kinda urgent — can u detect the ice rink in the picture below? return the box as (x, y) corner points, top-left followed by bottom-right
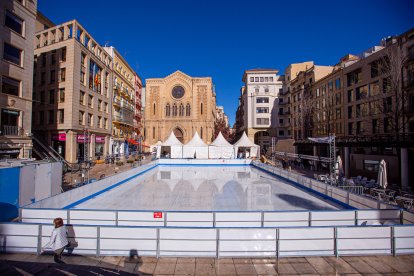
(74, 165), (344, 211)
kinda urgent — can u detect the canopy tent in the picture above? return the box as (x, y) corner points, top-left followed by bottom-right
(233, 132), (260, 158)
(161, 132), (183, 158)
(208, 132), (235, 159)
(151, 141), (163, 159)
(182, 132), (209, 159)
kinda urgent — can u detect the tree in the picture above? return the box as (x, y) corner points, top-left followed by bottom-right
(213, 117), (233, 142)
(377, 44), (411, 140)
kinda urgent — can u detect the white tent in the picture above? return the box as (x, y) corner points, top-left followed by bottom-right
(161, 132), (183, 158)
(233, 132), (260, 158)
(182, 132), (209, 159)
(151, 141), (163, 159)
(208, 132), (235, 159)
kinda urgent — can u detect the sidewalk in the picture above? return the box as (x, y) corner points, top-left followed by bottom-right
(1, 253), (414, 275)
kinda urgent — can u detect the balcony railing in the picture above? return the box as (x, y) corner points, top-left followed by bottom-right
(1, 125), (24, 136)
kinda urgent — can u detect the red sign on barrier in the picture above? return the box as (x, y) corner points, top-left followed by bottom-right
(153, 212), (163, 219)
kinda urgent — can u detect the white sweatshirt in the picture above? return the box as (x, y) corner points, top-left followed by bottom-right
(43, 226), (69, 251)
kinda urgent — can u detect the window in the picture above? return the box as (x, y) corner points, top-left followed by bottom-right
(49, 90), (55, 104)
(260, 77), (264, 82)
(81, 53), (86, 67)
(51, 53), (56, 65)
(172, 103), (177, 116)
(42, 54), (46, 66)
(256, 97), (269, 103)
(371, 61), (379, 78)
(269, 77), (273, 82)
(255, 77), (259, 82)
(347, 90), (353, 102)
(372, 119), (379, 134)
(104, 118), (108, 129)
(58, 109), (64, 124)
(41, 72), (45, 85)
(200, 127), (203, 139)
(60, 68), (66, 81)
(179, 104), (184, 116)
(250, 77), (254, 82)
(88, 94), (93, 107)
(48, 110), (54, 124)
(279, 118), (283, 124)
(56, 89), (64, 103)
(335, 78), (341, 89)
(278, 130), (285, 136)
(80, 91), (85, 105)
(186, 103), (191, 116)
(264, 88), (269, 93)
(265, 77), (269, 82)
(355, 85), (368, 100)
(153, 127), (155, 139)
(79, 111), (84, 125)
(255, 88), (259, 93)
(356, 121), (364, 134)
(383, 97), (392, 113)
(98, 116), (102, 128)
(40, 91), (45, 104)
(98, 99), (102, 111)
(256, 107), (269, 113)
(50, 70), (55, 83)
(88, 113), (93, 126)
(256, 118), (269, 125)
(153, 103), (156, 115)
(383, 77), (391, 93)
(165, 103), (170, 116)
(104, 102), (108, 113)
(5, 10), (23, 35)
(61, 47), (66, 61)
(348, 106), (353, 119)
(348, 122), (354, 135)
(1, 76), (20, 96)
(3, 42), (22, 66)
(336, 108), (341, 119)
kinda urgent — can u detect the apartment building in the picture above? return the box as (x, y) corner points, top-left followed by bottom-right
(134, 74), (143, 140)
(103, 46), (137, 156)
(0, 0), (37, 159)
(216, 106), (229, 128)
(32, 20), (113, 163)
(237, 69), (283, 153)
(293, 28), (414, 189)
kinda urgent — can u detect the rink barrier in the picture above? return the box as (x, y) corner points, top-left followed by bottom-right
(1, 222), (413, 257)
(252, 161), (396, 210)
(20, 208), (407, 228)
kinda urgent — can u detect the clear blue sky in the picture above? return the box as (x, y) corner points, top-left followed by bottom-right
(39, 0), (413, 126)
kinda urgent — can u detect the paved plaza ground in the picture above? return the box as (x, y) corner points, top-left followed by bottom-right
(1, 253), (414, 275)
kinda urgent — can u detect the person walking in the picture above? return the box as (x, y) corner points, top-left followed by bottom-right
(42, 217), (69, 263)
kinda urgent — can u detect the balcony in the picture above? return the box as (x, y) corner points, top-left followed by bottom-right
(113, 97), (121, 106)
(1, 125), (24, 137)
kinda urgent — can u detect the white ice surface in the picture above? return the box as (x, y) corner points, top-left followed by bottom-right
(74, 166), (343, 211)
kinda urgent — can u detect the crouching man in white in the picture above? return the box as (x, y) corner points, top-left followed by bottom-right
(42, 217), (69, 263)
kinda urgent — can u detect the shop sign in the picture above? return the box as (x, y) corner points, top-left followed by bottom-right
(95, 136), (105, 143)
(77, 134), (90, 143)
(52, 133), (66, 141)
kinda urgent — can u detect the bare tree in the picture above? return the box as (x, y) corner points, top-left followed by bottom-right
(300, 85), (315, 138)
(213, 117), (233, 142)
(378, 44), (411, 140)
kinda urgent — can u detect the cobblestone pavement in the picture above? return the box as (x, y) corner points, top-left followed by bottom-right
(1, 253), (414, 275)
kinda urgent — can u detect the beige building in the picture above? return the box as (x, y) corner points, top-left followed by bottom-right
(0, 0), (37, 158)
(144, 70), (216, 145)
(103, 46), (137, 156)
(32, 20), (113, 163)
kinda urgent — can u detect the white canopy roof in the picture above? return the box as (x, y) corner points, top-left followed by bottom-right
(162, 132), (183, 146)
(233, 132), (257, 147)
(210, 132), (232, 147)
(185, 132), (207, 147)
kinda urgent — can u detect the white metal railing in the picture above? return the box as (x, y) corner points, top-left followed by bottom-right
(252, 161), (395, 210)
(1, 222), (413, 257)
(20, 208), (406, 228)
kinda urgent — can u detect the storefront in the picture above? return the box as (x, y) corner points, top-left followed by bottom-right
(95, 136), (105, 159)
(52, 133), (66, 158)
(76, 134), (90, 162)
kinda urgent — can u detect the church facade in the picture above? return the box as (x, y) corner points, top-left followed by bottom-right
(144, 71), (217, 145)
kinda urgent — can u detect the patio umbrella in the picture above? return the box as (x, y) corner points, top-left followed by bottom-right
(377, 159), (388, 190)
(335, 155), (344, 177)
